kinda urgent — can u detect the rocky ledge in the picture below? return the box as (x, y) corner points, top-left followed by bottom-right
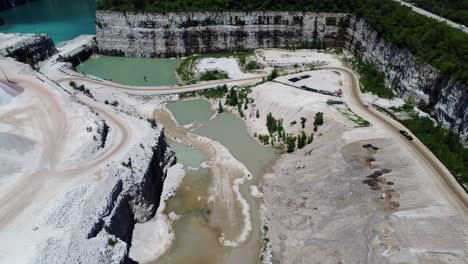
(0, 33), (56, 64)
(33, 124), (176, 264)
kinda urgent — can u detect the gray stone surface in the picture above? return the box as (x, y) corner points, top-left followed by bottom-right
(96, 11), (348, 57)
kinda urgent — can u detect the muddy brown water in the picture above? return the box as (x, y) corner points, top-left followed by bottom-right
(152, 99), (279, 264)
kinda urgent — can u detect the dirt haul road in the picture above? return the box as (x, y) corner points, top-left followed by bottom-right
(56, 75), (267, 94)
(57, 64), (468, 216)
(0, 66), (132, 229)
(323, 66), (468, 218)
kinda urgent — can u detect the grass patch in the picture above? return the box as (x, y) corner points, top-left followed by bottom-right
(350, 59), (395, 99)
(332, 104), (371, 127)
(179, 84), (228, 99)
(199, 70), (229, 81)
(176, 50), (255, 84)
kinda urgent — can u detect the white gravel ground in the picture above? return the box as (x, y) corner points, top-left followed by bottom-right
(255, 49), (342, 67)
(194, 57), (256, 79)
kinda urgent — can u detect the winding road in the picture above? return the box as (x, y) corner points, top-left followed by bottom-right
(56, 73), (267, 94)
(394, 0), (468, 33)
(323, 66), (468, 217)
(57, 64), (468, 217)
(0, 67), (133, 228)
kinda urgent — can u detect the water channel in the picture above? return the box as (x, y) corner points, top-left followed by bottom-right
(153, 99), (278, 264)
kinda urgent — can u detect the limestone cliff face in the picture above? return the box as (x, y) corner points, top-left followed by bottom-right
(0, 33), (56, 64)
(35, 125), (176, 264)
(345, 17), (468, 140)
(96, 11), (348, 57)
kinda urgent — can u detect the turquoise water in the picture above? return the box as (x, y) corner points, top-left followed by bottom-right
(0, 0), (96, 43)
(166, 99), (214, 126)
(76, 56), (182, 86)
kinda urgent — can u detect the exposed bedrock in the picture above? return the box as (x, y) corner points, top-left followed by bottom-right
(346, 17), (468, 141)
(95, 11), (467, 139)
(96, 11), (349, 57)
(0, 33), (56, 64)
(36, 126), (176, 264)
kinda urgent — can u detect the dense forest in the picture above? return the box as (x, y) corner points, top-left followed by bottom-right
(97, 0), (356, 13)
(97, 0), (468, 85)
(355, 0), (468, 85)
(403, 0), (468, 26)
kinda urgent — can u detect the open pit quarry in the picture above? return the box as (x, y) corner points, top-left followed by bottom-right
(0, 6), (467, 264)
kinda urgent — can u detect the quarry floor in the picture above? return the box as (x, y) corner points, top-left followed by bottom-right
(1, 35), (468, 264)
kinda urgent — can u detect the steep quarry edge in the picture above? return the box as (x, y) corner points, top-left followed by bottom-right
(346, 17), (468, 142)
(0, 33), (57, 64)
(94, 11), (468, 141)
(35, 121), (176, 264)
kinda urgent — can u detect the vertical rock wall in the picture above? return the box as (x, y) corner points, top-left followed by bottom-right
(0, 33), (57, 64)
(96, 11), (349, 57)
(346, 17), (468, 140)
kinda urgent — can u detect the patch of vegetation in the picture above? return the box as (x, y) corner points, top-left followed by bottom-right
(313, 112), (324, 132)
(97, 0), (356, 13)
(217, 100), (224, 113)
(176, 51), (255, 84)
(258, 134), (270, 145)
(147, 118), (157, 128)
(264, 112), (314, 152)
(101, 0), (468, 86)
(332, 104), (371, 127)
(199, 70), (229, 81)
(300, 117), (307, 129)
(176, 56), (197, 84)
(356, 0), (468, 85)
(107, 238), (117, 247)
(179, 84), (228, 99)
(266, 68), (279, 81)
(401, 116), (468, 189)
(69, 81), (93, 98)
(350, 60), (395, 99)
(226, 88), (239, 106)
(244, 60), (259, 72)
(402, 0), (468, 26)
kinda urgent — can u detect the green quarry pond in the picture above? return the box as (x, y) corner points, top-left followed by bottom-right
(167, 98), (278, 182)
(0, 0), (96, 43)
(169, 141), (208, 169)
(159, 99), (279, 264)
(76, 56), (182, 86)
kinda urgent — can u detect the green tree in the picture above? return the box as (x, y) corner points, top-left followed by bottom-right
(286, 134), (296, 153)
(218, 100), (224, 113)
(228, 88), (238, 106)
(314, 112), (324, 131)
(267, 68), (279, 81)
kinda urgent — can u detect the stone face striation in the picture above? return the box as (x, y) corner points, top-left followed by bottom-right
(96, 11), (348, 57)
(0, 33), (57, 64)
(96, 11), (467, 140)
(35, 125), (176, 264)
(345, 17), (468, 141)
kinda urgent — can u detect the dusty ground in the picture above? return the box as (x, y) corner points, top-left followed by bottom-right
(250, 67), (468, 263)
(264, 121), (468, 263)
